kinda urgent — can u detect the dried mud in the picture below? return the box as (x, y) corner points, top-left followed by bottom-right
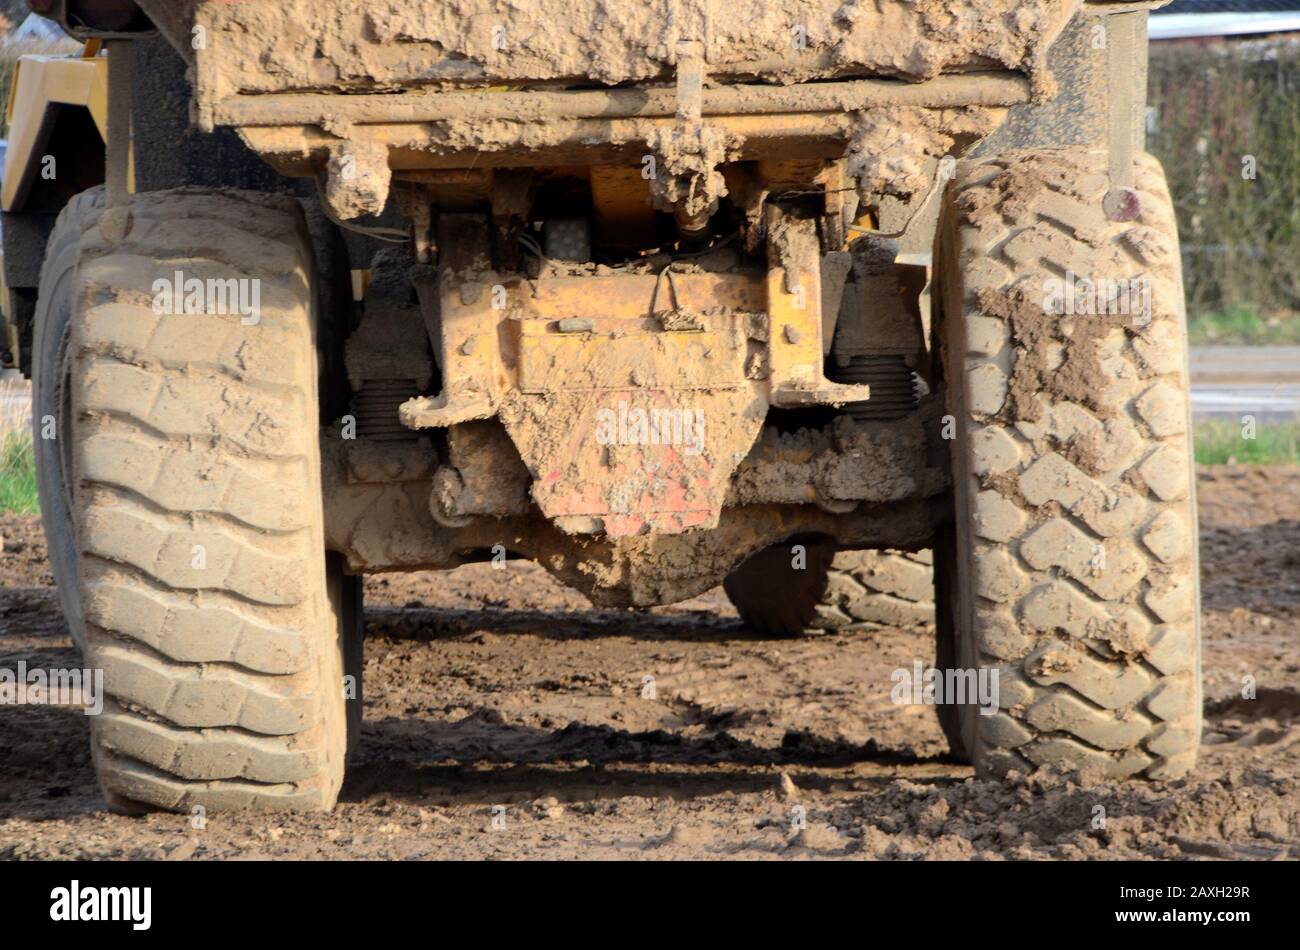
(199, 0), (1081, 94)
(1, 466), (1298, 860)
(848, 106), (1005, 201)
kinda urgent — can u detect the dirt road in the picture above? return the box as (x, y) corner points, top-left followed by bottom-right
(1, 465), (1298, 860)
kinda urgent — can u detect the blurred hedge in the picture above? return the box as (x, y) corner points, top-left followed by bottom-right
(1147, 41), (1300, 323)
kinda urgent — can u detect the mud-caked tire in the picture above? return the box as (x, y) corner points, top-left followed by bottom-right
(723, 541), (836, 636)
(935, 148), (1201, 780)
(68, 188), (352, 812)
(724, 543), (933, 636)
(32, 187), (106, 652)
(818, 549), (934, 629)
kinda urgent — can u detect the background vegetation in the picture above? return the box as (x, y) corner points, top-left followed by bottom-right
(1147, 41), (1300, 344)
(0, 377), (36, 514)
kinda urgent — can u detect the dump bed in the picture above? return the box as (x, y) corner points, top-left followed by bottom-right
(190, 0), (1082, 99)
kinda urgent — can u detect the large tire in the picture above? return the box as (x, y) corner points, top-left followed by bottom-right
(818, 549), (934, 629)
(724, 544), (933, 636)
(723, 541), (836, 636)
(935, 148), (1201, 780)
(69, 188), (352, 811)
(32, 188), (105, 652)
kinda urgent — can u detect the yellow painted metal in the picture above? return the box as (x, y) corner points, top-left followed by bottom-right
(765, 224), (824, 394)
(515, 324), (745, 393)
(2, 52), (113, 212)
(403, 269), (765, 428)
(523, 272), (765, 320)
(511, 273), (764, 394)
(845, 210), (876, 250)
(496, 273), (769, 538)
(397, 229), (870, 538)
(763, 207), (872, 408)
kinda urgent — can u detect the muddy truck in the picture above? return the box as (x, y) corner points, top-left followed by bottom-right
(0, 0), (1200, 812)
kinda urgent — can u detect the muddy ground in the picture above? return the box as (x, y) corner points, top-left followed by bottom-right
(1, 465), (1298, 860)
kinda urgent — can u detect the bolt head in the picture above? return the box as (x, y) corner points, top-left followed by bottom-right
(1103, 187), (1141, 222)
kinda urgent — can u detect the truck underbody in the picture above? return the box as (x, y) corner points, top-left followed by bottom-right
(9, 0), (1141, 605)
(2, 0), (1202, 809)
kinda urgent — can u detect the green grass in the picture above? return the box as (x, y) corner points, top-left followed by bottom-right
(0, 428), (38, 514)
(0, 375), (36, 514)
(1188, 307), (1300, 346)
(1194, 418), (1300, 465)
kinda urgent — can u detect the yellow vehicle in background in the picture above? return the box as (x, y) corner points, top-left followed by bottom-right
(1, 43), (106, 370)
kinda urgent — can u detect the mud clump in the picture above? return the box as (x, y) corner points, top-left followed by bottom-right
(847, 106), (1004, 204)
(324, 141), (392, 219)
(646, 125), (738, 225)
(1000, 289), (1134, 426)
(827, 767), (1300, 859)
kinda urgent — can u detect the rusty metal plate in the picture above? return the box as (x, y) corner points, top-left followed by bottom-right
(509, 272), (763, 394)
(498, 387), (766, 538)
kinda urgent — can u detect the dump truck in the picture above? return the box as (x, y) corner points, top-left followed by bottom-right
(1, 0), (1200, 813)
